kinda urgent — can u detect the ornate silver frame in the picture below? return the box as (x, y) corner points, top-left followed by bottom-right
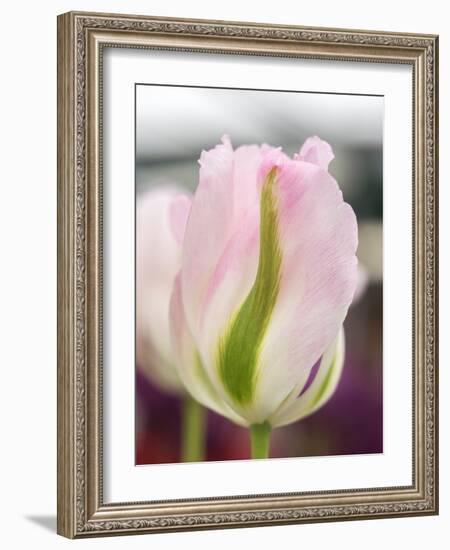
(57, 11), (439, 538)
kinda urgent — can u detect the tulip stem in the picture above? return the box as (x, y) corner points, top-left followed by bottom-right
(181, 396), (206, 462)
(250, 422), (272, 459)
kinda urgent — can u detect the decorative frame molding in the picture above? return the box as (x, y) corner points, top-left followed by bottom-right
(57, 11), (438, 538)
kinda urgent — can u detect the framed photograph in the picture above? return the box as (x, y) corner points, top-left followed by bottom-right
(57, 11), (439, 538)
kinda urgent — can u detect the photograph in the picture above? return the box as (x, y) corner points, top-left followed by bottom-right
(135, 84), (384, 465)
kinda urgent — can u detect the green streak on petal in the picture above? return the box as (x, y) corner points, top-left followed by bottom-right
(307, 334), (344, 412)
(311, 356), (337, 406)
(218, 168), (282, 405)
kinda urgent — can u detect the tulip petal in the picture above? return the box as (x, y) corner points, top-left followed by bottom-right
(269, 328), (345, 427)
(181, 136), (264, 337)
(169, 193), (191, 245)
(252, 159), (357, 421)
(170, 275), (248, 426)
(295, 136), (334, 170)
(136, 188), (191, 393)
(196, 208), (260, 397)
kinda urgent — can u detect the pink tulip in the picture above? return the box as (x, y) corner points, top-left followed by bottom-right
(170, 136), (358, 430)
(136, 187), (192, 394)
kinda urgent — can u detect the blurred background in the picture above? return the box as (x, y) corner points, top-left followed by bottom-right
(135, 84), (383, 464)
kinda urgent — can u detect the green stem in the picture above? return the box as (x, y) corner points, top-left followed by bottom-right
(250, 422), (272, 459)
(181, 395), (206, 462)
